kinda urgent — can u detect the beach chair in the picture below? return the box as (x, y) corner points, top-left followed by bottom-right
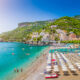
(45, 73), (58, 79)
(46, 65), (51, 69)
(54, 68), (59, 73)
(62, 68), (68, 75)
(70, 68), (76, 73)
(53, 65), (59, 73)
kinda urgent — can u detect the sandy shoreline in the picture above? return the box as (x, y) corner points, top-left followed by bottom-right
(14, 45), (80, 80)
(14, 46), (51, 80)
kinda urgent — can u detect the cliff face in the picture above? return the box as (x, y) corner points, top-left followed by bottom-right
(18, 20), (53, 27)
(18, 22), (34, 27)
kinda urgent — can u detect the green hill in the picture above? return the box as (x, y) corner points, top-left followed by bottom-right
(51, 16), (80, 35)
(0, 21), (51, 42)
(18, 21), (51, 27)
(0, 16), (80, 42)
(73, 15), (80, 20)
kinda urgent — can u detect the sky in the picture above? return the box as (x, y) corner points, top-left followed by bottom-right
(0, 0), (80, 33)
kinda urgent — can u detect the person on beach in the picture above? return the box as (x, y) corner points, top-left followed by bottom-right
(14, 68), (16, 72)
(17, 69), (19, 72)
(21, 68), (23, 72)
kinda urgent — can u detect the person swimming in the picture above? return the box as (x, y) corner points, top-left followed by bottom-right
(12, 53), (15, 55)
(22, 48), (25, 50)
(12, 48), (14, 50)
(26, 53), (30, 55)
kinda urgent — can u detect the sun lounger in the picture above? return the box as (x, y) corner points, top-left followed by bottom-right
(45, 74), (58, 79)
(54, 65), (59, 72)
(54, 69), (59, 73)
(70, 68), (76, 72)
(46, 66), (51, 69)
(77, 66), (80, 70)
(46, 68), (52, 72)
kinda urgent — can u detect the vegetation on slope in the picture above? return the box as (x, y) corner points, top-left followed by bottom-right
(0, 21), (52, 42)
(61, 40), (80, 43)
(73, 15), (80, 20)
(50, 16), (80, 35)
(0, 16), (80, 42)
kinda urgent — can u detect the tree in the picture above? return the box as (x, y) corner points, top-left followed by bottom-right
(26, 36), (31, 41)
(55, 37), (60, 41)
(33, 37), (37, 41)
(37, 36), (43, 41)
(52, 29), (56, 33)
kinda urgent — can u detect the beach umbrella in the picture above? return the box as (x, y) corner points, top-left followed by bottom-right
(52, 59), (56, 61)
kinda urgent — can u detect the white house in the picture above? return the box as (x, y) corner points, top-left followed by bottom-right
(0, 38), (4, 42)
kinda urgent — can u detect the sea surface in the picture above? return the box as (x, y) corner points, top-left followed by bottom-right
(0, 42), (47, 80)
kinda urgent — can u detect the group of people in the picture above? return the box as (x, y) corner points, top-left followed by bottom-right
(14, 68), (23, 72)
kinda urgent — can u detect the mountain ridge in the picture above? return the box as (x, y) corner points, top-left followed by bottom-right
(0, 16), (80, 42)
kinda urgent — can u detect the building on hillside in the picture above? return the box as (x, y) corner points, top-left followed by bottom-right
(0, 38), (4, 42)
(40, 32), (45, 36)
(31, 32), (50, 41)
(56, 29), (68, 41)
(39, 32), (49, 41)
(50, 25), (57, 28)
(69, 33), (77, 40)
(41, 33), (50, 41)
(32, 32), (39, 38)
(76, 35), (80, 38)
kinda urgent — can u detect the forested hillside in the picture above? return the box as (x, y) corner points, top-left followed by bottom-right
(50, 16), (80, 35)
(0, 16), (80, 42)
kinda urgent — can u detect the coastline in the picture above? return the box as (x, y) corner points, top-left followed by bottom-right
(14, 46), (50, 80)
(0, 41), (49, 45)
(0, 42), (49, 80)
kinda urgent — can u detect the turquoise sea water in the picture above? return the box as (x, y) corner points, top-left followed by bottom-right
(0, 42), (47, 80)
